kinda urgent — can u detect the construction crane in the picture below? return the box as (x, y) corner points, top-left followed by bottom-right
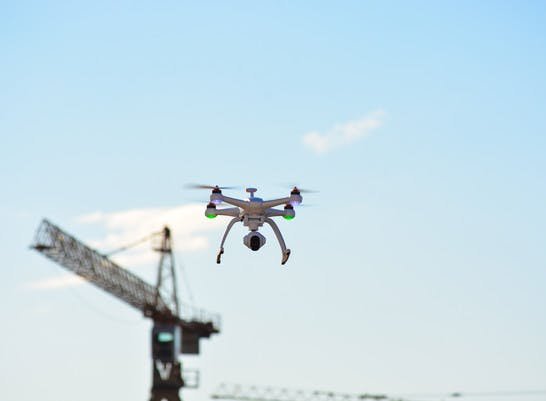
(31, 218), (220, 401)
(211, 383), (410, 401)
(212, 384), (546, 401)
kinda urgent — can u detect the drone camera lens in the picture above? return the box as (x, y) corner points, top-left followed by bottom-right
(250, 235), (261, 251)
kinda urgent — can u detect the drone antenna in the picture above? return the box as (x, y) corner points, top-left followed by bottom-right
(246, 187), (258, 199)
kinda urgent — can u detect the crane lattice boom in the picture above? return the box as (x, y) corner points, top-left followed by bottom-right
(211, 384), (406, 401)
(32, 219), (172, 316)
(31, 219), (220, 330)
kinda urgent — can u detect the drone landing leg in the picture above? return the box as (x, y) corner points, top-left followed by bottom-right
(264, 218), (291, 265)
(217, 217), (241, 264)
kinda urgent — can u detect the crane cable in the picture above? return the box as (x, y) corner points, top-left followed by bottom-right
(103, 231), (161, 256)
(103, 229), (197, 306)
(177, 259), (196, 305)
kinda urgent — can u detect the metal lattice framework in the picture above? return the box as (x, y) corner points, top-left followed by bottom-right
(211, 385), (546, 401)
(33, 219), (171, 316)
(211, 384), (407, 401)
(154, 226), (180, 318)
(31, 218), (221, 401)
(31, 218), (221, 329)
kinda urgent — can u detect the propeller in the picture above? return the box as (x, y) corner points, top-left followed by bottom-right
(292, 187), (319, 194)
(278, 182), (319, 194)
(185, 183), (239, 190)
(285, 184), (319, 194)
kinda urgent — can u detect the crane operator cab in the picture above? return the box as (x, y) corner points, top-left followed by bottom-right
(152, 324), (181, 363)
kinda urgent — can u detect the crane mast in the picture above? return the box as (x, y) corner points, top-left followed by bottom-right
(31, 219), (220, 401)
(154, 226), (180, 317)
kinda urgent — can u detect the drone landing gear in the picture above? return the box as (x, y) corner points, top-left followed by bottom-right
(282, 249), (291, 265)
(215, 217), (291, 266)
(216, 248), (224, 264)
(216, 217), (242, 264)
(265, 218), (291, 265)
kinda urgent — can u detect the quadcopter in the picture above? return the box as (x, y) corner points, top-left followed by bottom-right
(190, 185), (310, 265)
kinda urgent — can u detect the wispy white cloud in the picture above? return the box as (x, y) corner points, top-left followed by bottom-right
(302, 110), (386, 155)
(24, 274), (85, 290)
(76, 204), (224, 267)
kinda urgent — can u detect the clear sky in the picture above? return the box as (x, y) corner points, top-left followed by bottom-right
(1, 1), (546, 401)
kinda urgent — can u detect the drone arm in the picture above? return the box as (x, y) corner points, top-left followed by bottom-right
(214, 207), (241, 218)
(264, 217), (291, 265)
(220, 196), (248, 209)
(265, 208), (290, 218)
(262, 197), (291, 209)
(216, 217), (242, 264)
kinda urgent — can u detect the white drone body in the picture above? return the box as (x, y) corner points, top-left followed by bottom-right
(203, 186), (303, 265)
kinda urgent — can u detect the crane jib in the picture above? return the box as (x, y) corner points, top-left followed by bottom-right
(30, 219), (221, 333)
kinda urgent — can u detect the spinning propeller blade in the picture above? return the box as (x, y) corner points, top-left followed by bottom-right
(185, 183), (239, 190)
(285, 184), (319, 194)
(293, 187), (319, 194)
(279, 182), (319, 194)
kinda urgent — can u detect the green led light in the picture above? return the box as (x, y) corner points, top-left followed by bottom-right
(206, 213), (217, 219)
(158, 332), (174, 343)
(283, 215), (294, 220)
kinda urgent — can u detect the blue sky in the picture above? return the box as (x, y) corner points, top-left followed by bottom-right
(1, 1), (546, 401)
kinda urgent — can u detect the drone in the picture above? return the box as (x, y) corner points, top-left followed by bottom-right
(190, 184), (310, 265)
